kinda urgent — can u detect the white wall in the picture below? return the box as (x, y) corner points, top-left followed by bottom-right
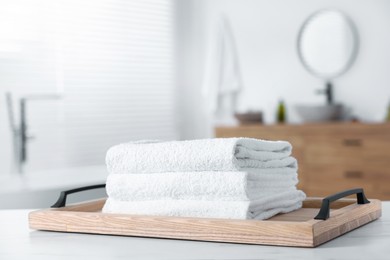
(175, 0), (213, 139)
(0, 0), (178, 175)
(176, 0), (390, 139)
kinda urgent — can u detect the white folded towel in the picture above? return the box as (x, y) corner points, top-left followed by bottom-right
(102, 189), (306, 220)
(106, 138), (294, 174)
(106, 168), (298, 201)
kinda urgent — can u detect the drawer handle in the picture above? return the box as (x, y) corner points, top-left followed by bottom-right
(344, 171), (363, 178)
(51, 184), (106, 208)
(314, 188), (370, 220)
(343, 139), (362, 146)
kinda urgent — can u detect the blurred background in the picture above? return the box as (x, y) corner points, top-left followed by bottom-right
(1, 0), (390, 208)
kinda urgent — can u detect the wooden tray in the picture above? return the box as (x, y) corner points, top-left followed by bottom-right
(29, 188), (381, 247)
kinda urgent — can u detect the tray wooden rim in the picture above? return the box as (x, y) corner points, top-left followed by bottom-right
(29, 197), (382, 247)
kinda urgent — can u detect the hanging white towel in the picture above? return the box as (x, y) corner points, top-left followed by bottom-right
(105, 138), (295, 174)
(106, 169), (298, 201)
(202, 15), (243, 114)
(102, 189), (306, 220)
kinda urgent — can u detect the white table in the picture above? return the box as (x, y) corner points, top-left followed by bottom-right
(0, 203), (389, 260)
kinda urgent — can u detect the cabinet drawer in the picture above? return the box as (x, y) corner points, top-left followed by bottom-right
(216, 124), (390, 199)
(304, 164), (390, 199)
(304, 134), (390, 163)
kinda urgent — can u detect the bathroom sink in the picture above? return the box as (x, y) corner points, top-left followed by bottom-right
(295, 104), (343, 122)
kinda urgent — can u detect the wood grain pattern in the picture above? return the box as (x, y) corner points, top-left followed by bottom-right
(29, 197), (381, 248)
(310, 200), (382, 246)
(215, 123), (390, 199)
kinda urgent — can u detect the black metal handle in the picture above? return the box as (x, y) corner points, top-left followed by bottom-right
(344, 171), (364, 179)
(314, 188), (370, 220)
(51, 184), (106, 208)
(343, 139), (362, 146)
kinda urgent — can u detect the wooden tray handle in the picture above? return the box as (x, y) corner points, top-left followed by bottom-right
(51, 184), (106, 208)
(314, 188), (370, 220)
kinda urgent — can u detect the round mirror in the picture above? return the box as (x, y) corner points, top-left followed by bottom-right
(297, 10), (358, 79)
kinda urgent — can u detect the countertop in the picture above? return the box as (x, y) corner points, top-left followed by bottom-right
(0, 202), (389, 260)
(0, 165), (107, 193)
(0, 165), (108, 209)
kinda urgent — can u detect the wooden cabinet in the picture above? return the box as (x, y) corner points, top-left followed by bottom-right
(215, 123), (390, 200)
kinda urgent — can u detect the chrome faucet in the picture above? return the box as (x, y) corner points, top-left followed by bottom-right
(5, 92), (62, 174)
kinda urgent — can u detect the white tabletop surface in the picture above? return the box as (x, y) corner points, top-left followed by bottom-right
(0, 202), (389, 260)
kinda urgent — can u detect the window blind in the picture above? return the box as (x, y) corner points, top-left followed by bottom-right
(0, 0), (178, 171)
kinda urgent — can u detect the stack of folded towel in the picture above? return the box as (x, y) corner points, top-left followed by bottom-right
(102, 138), (306, 220)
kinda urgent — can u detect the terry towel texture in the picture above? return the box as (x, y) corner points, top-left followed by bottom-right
(103, 190), (306, 220)
(106, 138), (294, 174)
(106, 169), (298, 201)
(103, 137), (306, 220)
